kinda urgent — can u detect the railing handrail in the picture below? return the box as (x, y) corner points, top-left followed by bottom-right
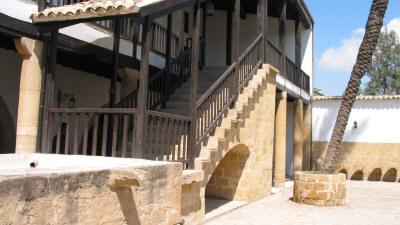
(146, 110), (191, 121)
(239, 34), (263, 62)
(48, 108), (139, 113)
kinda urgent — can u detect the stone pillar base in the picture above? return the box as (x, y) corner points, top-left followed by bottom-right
(293, 171), (346, 207)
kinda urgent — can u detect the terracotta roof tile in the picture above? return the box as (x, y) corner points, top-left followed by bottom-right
(313, 95), (400, 101)
(30, 0), (155, 23)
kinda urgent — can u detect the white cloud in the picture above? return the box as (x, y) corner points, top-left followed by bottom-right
(318, 18), (400, 72)
(385, 18), (400, 37)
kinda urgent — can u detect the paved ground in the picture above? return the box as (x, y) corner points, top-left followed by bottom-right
(204, 181), (400, 225)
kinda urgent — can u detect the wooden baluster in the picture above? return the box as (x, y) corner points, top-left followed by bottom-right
(121, 114), (129, 158)
(64, 113), (70, 154)
(182, 121), (188, 162)
(92, 114), (98, 156)
(166, 118), (173, 161)
(73, 113), (80, 155)
(56, 113), (62, 154)
(46, 111), (54, 153)
(111, 114), (118, 157)
(148, 115), (154, 159)
(82, 113), (89, 155)
(154, 116), (161, 160)
(160, 117), (167, 160)
(172, 119), (178, 161)
(101, 114), (108, 156)
(177, 120), (183, 160)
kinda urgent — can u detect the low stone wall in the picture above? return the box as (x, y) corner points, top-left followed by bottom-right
(181, 170), (204, 225)
(0, 154), (182, 225)
(313, 142), (400, 182)
(293, 171), (346, 207)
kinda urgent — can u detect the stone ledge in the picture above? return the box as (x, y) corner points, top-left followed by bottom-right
(182, 170), (204, 185)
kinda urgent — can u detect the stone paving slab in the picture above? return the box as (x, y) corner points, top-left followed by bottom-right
(204, 181), (400, 225)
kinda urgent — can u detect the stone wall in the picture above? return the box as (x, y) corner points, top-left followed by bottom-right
(313, 142), (400, 182)
(0, 156), (182, 225)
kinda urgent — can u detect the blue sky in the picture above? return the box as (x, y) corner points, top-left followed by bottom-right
(304, 0), (400, 96)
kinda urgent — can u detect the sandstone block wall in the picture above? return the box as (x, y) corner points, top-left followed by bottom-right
(0, 160), (182, 225)
(313, 142), (400, 182)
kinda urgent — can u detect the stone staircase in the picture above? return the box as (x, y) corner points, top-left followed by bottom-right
(192, 64), (274, 185)
(159, 66), (228, 116)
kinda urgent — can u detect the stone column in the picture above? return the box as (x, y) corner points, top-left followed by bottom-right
(14, 38), (44, 153)
(118, 68), (140, 98)
(302, 103), (312, 171)
(293, 99), (304, 172)
(274, 91), (287, 187)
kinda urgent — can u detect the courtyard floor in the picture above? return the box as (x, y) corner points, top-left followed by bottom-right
(203, 181), (400, 225)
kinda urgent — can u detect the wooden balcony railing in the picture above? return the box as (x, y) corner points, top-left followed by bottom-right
(266, 40), (310, 93)
(196, 34), (263, 146)
(42, 108), (191, 163)
(36, 0), (180, 58)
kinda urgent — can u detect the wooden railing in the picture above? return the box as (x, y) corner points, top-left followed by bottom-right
(195, 34), (263, 145)
(43, 108), (138, 157)
(266, 40), (310, 93)
(145, 111), (191, 163)
(37, 0), (180, 57)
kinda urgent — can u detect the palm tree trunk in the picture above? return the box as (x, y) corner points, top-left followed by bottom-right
(322, 0), (389, 173)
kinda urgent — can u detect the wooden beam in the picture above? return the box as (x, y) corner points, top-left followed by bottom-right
(109, 18), (121, 107)
(188, 0), (201, 168)
(295, 18), (301, 68)
(201, 2), (207, 68)
(279, 0), (287, 75)
(226, 1), (233, 65)
(163, 14), (172, 108)
(264, 0), (269, 63)
(257, 0), (265, 62)
(233, 0), (240, 93)
(135, 16), (152, 158)
(42, 30), (58, 153)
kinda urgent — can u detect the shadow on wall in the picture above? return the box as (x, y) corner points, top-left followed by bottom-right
(114, 186), (141, 225)
(205, 144), (250, 201)
(350, 170), (363, 181)
(0, 95), (15, 153)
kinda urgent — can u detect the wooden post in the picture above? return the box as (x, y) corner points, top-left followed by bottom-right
(264, 0), (269, 63)
(42, 30), (58, 153)
(109, 18), (121, 107)
(188, 0), (201, 168)
(233, 0), (240, 94)
(257, 0), (265, 62)
(295, 19), (301, 83)
(201, 2), (207, 68)
(135, 17), (152, 158)
(226, 1), (233, 65)
(131, 20), (139, 60)
(162, 14), (172, 108)
(279, 0), (286, 75)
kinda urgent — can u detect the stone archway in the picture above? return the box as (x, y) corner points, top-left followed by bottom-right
(368, 168), (382, 181)
(382, 168), (397, 182)
(205, 144), (250, 201)
(0, 95), (16, 153)
(350, 170), (363, 181)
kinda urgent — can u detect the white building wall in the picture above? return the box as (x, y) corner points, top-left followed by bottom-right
(313, 99), (400, 143)
(285, 20), (295, 62)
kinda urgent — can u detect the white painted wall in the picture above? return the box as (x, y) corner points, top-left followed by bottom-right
(285, 20), (295, 62)
(300, 24), (313, 93)
(313, 99), (400, 143)
(286, 102), (294, 177)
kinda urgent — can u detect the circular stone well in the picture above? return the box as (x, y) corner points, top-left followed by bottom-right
(293, 171), (346, 207)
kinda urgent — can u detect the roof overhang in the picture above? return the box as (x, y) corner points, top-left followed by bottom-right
(31, 0), (203, 31)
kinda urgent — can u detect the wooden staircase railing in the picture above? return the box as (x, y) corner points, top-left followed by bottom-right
(195, 34), (263, 146)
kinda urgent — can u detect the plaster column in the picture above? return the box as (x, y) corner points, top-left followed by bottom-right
(14, 37), (44, 153)
(302, 103), (312, 171)
(293, 99), (304, 172)
(274, 91), (287, 187)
